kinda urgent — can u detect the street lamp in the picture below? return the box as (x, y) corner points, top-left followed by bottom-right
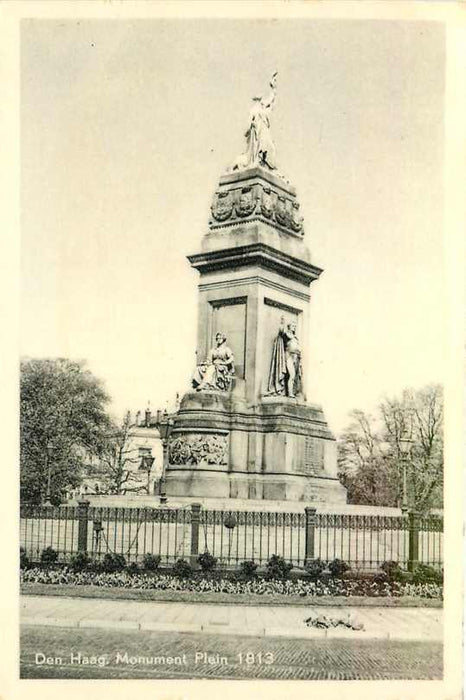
(140, 455), (155, 495)
(44, 442), (56, 506)
(159, 413), (174, 505)
(399, 436), (412, 515)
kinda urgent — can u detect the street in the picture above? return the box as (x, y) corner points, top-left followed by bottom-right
(21, 626), (442, 680)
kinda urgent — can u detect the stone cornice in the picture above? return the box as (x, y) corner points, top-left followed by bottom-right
(198, 275), (311, 303)
(219, 166), (297, 196)
(188, 243), (323, 287)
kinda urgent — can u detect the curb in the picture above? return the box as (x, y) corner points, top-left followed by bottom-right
(20, 615), (442, 642)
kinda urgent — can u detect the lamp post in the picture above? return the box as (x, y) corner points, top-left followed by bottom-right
(44, 442), (56, 506)
(159, 412), (174, 505)
(399, 436), (412, 515)
(141, 455), (155, 495)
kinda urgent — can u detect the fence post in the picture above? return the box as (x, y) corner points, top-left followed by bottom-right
(190, 503), (202, 568)
(77, 500), (90, 553)
(408, 510), (420, 572)
(304, 507), (317, 565)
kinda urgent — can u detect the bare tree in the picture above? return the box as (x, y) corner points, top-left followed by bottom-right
(338, 384), (443, 512)
(380, 384), (443, 512)
(338, 410), (396, 506)
(98, 413), (150, 495)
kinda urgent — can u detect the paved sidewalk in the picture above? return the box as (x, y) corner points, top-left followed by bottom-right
(21, 595), (442, 641)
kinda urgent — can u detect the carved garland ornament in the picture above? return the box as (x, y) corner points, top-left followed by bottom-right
(210, 183), (303, 235)
(169, 433), (228, 466)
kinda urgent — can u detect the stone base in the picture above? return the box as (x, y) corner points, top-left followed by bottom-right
(164, 391), (347, 505)
(165, 469), (347, 504)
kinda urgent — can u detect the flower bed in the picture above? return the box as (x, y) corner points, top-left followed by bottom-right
(20, 566), (442, 599)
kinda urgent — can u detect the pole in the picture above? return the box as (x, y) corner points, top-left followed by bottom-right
(401, 457), (408, 515)
(304, 507), (317, 564)
(190, 503), (201, 567)
(77, 500), (90, 552)
(160, 439), (168, 504)
(44, 451), (52, 506)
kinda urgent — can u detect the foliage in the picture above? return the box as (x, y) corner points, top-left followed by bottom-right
(40, 547), (58, 566)
(20, 358), (112, 504)
(20, 548), (30, 569)
(412, 563), (443, 586)
(305, 612), (364, 630)
(304, 558), (326, 579)
(21, 566), (443, 599)
(197, 550), (217, 572)
(142, 554), (161, 572)
(101, 552), (127, 573)
(338, 384), (443, 512)
(127, 562), (140, 575)
(238, 560), (258, 579)
(172, 558), (193, 578)
(69, 552), (92, 572)
(380, 560), (405, 582)
(265, 554), (293, 580)
(328, 558), (349, 578)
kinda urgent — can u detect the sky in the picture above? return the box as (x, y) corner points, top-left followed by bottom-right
(20, 18), (446, 433)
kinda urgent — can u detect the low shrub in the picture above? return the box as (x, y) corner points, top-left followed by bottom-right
(412, 563), (443, 586)
(101, 552), (126, 573)
(142, 554), (161, 572)
(40, 547), (58, 566)
(328, 558), (349, 578)
(304, 558), (325, 579)
(69, 552), (91, 572)
(20, 565), (443, 599)
(197, 550), (217, 572)
(381, 560), (405, 582)
(127, 562), (139, 575)
(20, 547), (29, 570)
(173, 558), (192, 579)
(239, 560), (258, 580)
(266, 554), (293, 580)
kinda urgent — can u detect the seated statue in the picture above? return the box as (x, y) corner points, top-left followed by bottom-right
(192, 333), (235, 392)
(267, 317), (302, 398)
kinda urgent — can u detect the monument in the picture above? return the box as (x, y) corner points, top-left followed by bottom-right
(165, 73), (347, 504)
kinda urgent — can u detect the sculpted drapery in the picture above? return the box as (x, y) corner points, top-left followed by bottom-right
(192, 333), (235, 392)
(232, 72), (278, 172)
(267, 318), (302, 398)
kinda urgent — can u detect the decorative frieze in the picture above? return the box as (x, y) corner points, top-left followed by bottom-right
(169, 433), (228, 466)
(210, 180), (304, 236)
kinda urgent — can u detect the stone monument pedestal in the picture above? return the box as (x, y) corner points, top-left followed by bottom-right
(166, 389), (346, 505)
(165, 164), (347, 506)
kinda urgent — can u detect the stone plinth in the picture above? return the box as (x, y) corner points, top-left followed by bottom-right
(165, 391), (347, 504)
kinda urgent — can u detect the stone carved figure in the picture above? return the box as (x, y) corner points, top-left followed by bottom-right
(232, 72), (278, 172)
(290, 201), (304, 234)
(192, 332), (235, 392)
(267, 317), (302, 398)
(169, 434), (228, 465)
(211, 190), (234, 221)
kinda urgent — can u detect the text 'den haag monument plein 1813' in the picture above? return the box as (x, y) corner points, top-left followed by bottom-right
(166, 73), (347, 504)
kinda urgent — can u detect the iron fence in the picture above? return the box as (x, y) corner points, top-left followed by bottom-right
(20, 501), (443, 571)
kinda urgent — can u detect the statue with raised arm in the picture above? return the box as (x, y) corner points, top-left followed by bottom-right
(192, 332), (235, 392)
(267, 317), (302, 398)
(232, 72), (278, 172)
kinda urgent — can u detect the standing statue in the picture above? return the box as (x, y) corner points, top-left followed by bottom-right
(267, 317), (302, 398)
(192, 332), (235, 392)
(232, 72), (278, 171)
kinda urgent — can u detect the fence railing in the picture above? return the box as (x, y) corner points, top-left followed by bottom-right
(20, 501), (443, 571)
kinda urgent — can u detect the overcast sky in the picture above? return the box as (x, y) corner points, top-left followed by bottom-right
(21, 18), (445, 432)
